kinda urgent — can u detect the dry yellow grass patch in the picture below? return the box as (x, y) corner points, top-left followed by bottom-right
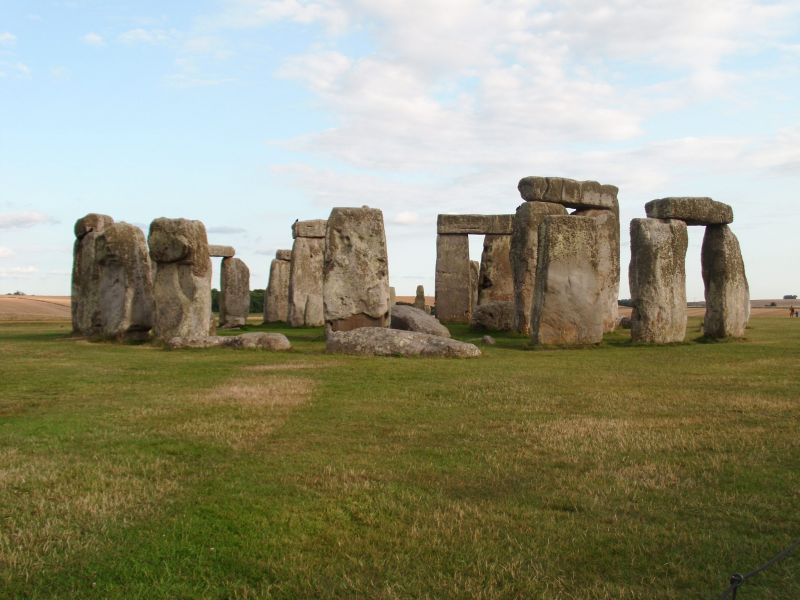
(242, 361), (344, 372)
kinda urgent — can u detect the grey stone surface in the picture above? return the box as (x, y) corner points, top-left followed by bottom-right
(470, 301), (515, 331)
(629, 218), (688, 343)
(478, 235), (513, 305)
(413, 285), (426, 310)
(702, 224), (750, 338)
(264, 251), (291, 323)
(482, 335), (496, 345)
(470, 260), (479, 316)
(287, 236), (325, 327)
(617, 315), (632, 329)
(292, 219), (327, 239)
(389, 286), (396, 306)
(531, 216), (604, 345)
(208, 245), (235, 258)
(323, 207), (390, 332)
(510, 201), (568, 335)
(645, 197), (733, 226)
(326, 327), (481, 358)
(437, 214), (515, 235)
(519, 176), (619, 211)
(391, 304), (451, 338)
(166, 332), (291, 350)
(573, 209), (620, 333)
(72, 213), (114, 336)
(148, 218), (213, 340)
(435, 234), (471, 323)
(219, 257), (250, 329)
(95, 222), (154, 341)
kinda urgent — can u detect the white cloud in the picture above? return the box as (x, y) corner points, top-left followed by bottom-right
(119, 28), (171, 44)
(0, 32), (16, 47)
(0, 247), (15, 258)
(50, 66), (72, 80)
(390, 211), (421, 226)
(0, 266), (39, 278)
(81, 33), (104, 47)
(211, 0), (350, 33)
(0, 211), (58, 230)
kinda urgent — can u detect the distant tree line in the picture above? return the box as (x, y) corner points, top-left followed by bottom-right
(211, 289), (265, 314)
(618, 299), (633, 307)
(784, 295), (797, 300)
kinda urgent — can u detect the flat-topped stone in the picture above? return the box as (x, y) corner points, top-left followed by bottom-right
(644, 197), (733, 225)
(391, 305), (451, 338)
(75, 213), (114, 240)
(292, 219), (327, 239)
(326, 327), (480, 358)
(208, 245), (235, 258)
(275, 249), (292, 261)
(518, 176), (619, 211)
(166, 332), (291, 350)
(437, 214), (515, 235)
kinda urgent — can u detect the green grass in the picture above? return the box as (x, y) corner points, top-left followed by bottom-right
(1, 317), (800, 599)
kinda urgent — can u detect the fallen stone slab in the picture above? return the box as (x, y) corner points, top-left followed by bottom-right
(702, 224), (750, 338)
(518, 176), (619, 211)
(292, 219), (327, 238)
(391, 305), (451, 338)
(208, 245), (235, 258)
(470, 301), (514, 331)
(437, 214), (515, 235)
(644, 197), (733, 226)
(326, 327), (481, 358)
(167, 332), (291, 350)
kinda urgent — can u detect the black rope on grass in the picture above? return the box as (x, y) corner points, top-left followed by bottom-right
(717, 538), (800, 599)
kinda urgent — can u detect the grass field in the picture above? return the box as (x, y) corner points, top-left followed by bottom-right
(1, 318), (799, 599)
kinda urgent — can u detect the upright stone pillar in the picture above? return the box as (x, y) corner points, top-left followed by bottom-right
(478, 235), (514, 305)
(71, 213), (114, 336)
(470, 260), (479, 317)
(148, 218), (213, 340)
(389, 287), (396, 307)
(573, 209), (620, 333)
(219, 257), (250, 329)
(264, 249), (291, 323)
(435, 234), (471, 323)
(413, 285), (426, 310)
(629, 218), (688, 343)
(323, 207), (390, 332)
(287, 220), (326, 327)
(509, 201), (567, 335)
(702, 225), (749, 338)
(95, 222), (154, 341)
(531, 216), (604, 345)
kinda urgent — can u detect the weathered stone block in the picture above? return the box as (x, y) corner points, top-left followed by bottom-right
(276, 249), (292, 261)
(219, 257), (250, 329)
(292, 219), (327, 239)
(518, 176), (619, 211)
(645, 197), (732, 226)
(391, 305), (451, 337)
(323, 207), (390, 332)
(208, 245), (235, 258)
(573, 209), (620, 333)
(531, 216), (604, 345)
(510, 201), (568, 335)
(413, 285), (426, 310)
(326, 328), (480, 358)
(702, 224), (749, 338)
(478, 235), (513, 305)
(437, 214), (515, 235)
(167, 332), (291, 350)
(389, 286), (396, 306)
(264, 251), (291, 323)
(629, 218), (688, 343)
(435, 234), (471, 323)
(287, 236), (325, 327)
(148, 218), (213, 340)
(470, 301), (515, 331)
(71, 213), (114, 336)
(95, 222), (154, 341)
(470, 260), (479, 316)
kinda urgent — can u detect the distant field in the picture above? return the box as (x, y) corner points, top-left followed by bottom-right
(1, 318), (799, 599)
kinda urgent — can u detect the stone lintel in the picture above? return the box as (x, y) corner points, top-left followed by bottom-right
(437, 214), (515, 235)
(645, 197), (733, 226)
(518, 176), (619, 211)
(275, 249), (292, 261)
(292, 219), (328, 239)
(209, 245), (236, 258)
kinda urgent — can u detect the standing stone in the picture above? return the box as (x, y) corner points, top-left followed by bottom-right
(389, 287), (396, 307)
(72, 213), (114, 336)
(323, 207), (390, 332)
(413, 285), (426, 310)
(470, 260), (479, 316)
(702, 225), (750, 338)
(95, 222), (154, 341)
(573, 209), (620, 333)
(435, 234), (471, 323)
(219, 257), (250, 329)
(478, 235), (514, 305)
(510, 201), (568, 335)
(148, 218), (213, 341)
(531, 216), (603, 345)
(629, 218), (688, 343)
(287, 221), (326, 327)
(264, 250), (292, 323)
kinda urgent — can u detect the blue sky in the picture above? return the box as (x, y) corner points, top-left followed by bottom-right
(1, 0), (799, 299)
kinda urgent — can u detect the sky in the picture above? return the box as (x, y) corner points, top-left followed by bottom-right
(1, 0), (799, 300)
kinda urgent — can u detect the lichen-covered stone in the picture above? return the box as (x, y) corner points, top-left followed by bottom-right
(470, 301), (515, 331)
(264, 250), (291, 323)
(702, 224), (749, 338)
(510, 201), (568, 334)
(437, 214), (515, 235)
(71, 213), (114, 335)
(391, 305), (451, 338)
(219, 257), (250, 329)
(287, 236), (325, 327)
(435, 234), (471, 323)
(573, 209), (620, 333)
(292, 219), (327, 239)
(531, 216), (604, 345)
(166, 332), (291, 350)
(478, 235), (513, 305)
(645, 197), (732, 226)
(323, 207), (390, 332)
(95, 222), (154, 341)
(326, 327), (480, 358)
(208, 245), (235, 258)
(518, 176), (619, 211)
(629, 218), (688, 343)
(148, 218), (213, 340)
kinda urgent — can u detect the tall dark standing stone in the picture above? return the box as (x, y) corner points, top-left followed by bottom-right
(478, 235), (514, 305)
(219, 257), (250, 329)
(702, 224), (749, 338)
(72, 213), (114, 336)
(435, 234), (471, 323)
